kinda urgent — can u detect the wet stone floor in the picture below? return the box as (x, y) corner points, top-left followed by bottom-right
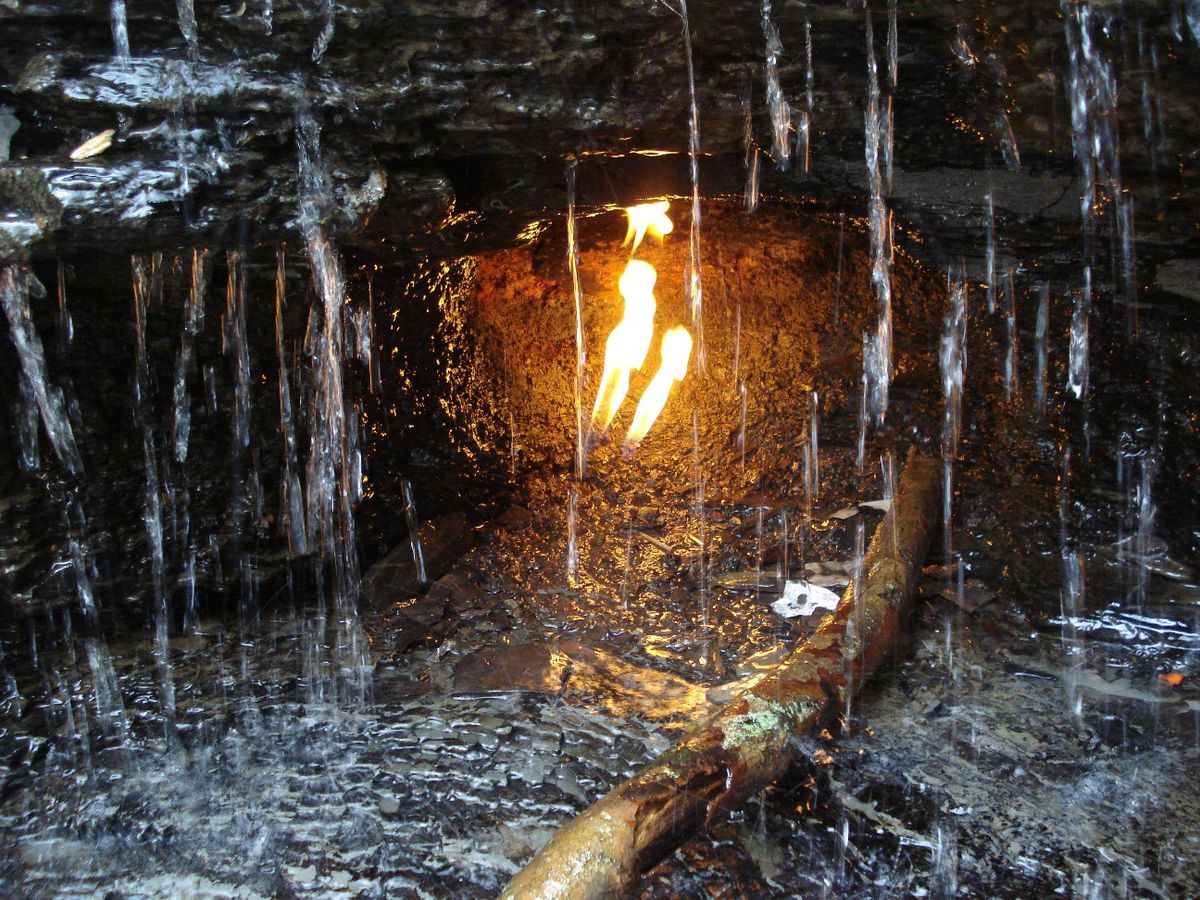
(2, 519), (1198, 899)
(1, 203), (1199, 897)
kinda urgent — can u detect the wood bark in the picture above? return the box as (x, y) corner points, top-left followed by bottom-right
(501, 448), (941, 900)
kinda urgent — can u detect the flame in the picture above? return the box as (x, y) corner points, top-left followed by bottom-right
(623, 201), (674, 254)
(623, 326), (693, 454)
(589, 260), (658, 434)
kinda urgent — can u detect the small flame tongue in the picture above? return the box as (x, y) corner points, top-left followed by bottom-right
(623, 326), (693, 454)
(589, 260), (658, 433)
(623, 201), (674, 254)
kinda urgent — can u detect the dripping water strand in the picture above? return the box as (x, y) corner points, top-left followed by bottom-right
(940, 268), (967, 563)
(1035, 282), (1050, 416)
(567, 161), (587, 479)
(111, 0), (130, 61)
(176, 0), (199, 60)
(760, 0), (791, 170)
(172, 248), (209, 464)
(56, 260), (73, 352)
(132, 256), (177, 740)
(1003, 264), (1020, 403)
(275, 245), (307, 556)
(2, 266), (82, 474)
(401, 479), (428, 585)
(296, 107), (369, 704)
(678, 0), (706, 373)
(863, 10), (893, 427)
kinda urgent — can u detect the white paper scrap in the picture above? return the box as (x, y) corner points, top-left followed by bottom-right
(770, 580), (842, 618)
(859, 498), (892, 512)
(829, 507), (858, 520)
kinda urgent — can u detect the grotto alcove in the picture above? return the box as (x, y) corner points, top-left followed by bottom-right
(2, 1), (1200, 897)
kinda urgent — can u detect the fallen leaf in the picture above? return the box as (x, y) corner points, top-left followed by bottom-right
(807, 573), (849, 588)
(804, 559), (853, 575)
(69, 128), (115, 161)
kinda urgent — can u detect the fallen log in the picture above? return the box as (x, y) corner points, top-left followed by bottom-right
(501, 447), (941, 899)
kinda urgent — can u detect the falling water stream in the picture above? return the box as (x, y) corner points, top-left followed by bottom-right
(1, 3), (1199, 897)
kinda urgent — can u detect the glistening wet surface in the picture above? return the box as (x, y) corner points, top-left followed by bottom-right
(0, 202), (1198, 897)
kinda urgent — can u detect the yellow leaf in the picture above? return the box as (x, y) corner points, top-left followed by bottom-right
(69, 128), (115, 161)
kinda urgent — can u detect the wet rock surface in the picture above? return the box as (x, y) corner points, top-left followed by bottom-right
(0, 200), (1198, 895)
(1, 0), (1199, 298)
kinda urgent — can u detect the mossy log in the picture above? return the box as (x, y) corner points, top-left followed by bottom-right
(501, 448), (941, 900)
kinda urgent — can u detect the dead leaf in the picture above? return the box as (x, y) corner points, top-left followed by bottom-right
(69, 129), (115, 161)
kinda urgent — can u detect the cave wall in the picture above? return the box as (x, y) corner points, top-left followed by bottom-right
(1, 0), (1197, 282)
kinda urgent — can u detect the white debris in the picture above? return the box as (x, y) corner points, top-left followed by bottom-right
(770, 580), (841, 618)
(69, 128), (115, 160)
(859, 498), (892, 512)
(829, 507), (858, 520)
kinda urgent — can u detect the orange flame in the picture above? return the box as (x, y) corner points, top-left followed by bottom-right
(589, 260), (658, 434)
(623, 326), (693, 454)
(623, 201), (674, 254)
